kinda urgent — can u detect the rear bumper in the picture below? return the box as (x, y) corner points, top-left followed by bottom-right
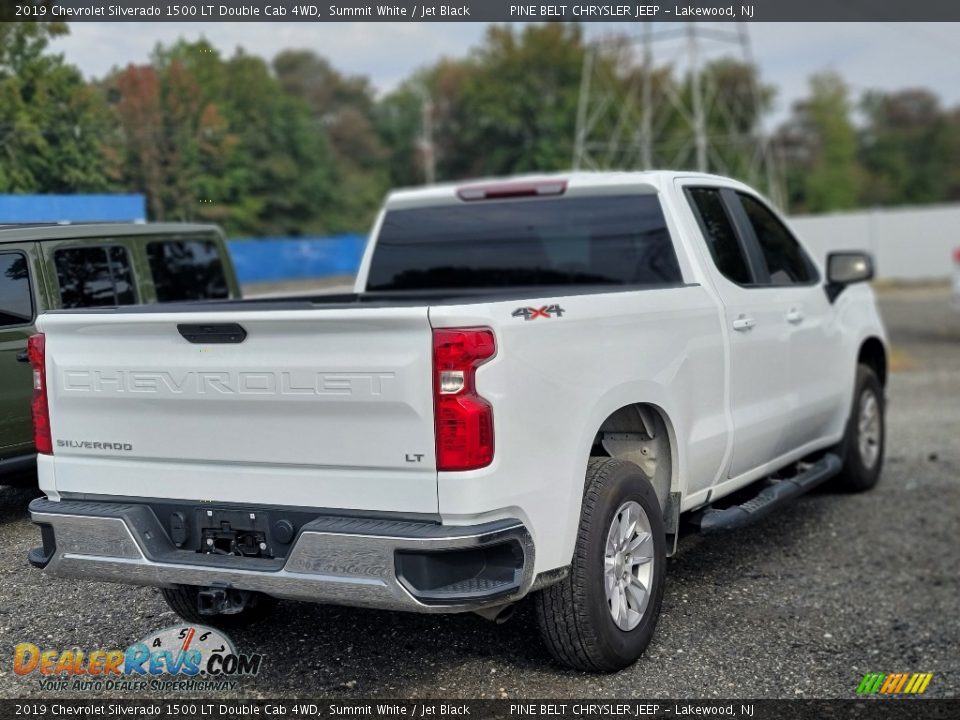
(28, 497), (535, 613)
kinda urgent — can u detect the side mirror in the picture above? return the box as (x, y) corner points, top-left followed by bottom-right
(825, 252), (874, 302)
(827, 252), (874, 284)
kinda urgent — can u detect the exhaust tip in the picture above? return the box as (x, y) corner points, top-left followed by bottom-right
(473, 603), (516, 624)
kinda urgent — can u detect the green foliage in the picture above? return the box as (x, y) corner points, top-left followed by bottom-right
(273, 50), (389, 232)
(2, 21), (960, 231)
(859, 89), (958, 206)
(106, 42), (338, 236)
(802, 73), (861, 211)
(776, 72), (861, 213)
(375, 24), (598, 185)
(455, 24), (586, 176)
(374, 82), (425, 189)
(0, 22), (112, 193)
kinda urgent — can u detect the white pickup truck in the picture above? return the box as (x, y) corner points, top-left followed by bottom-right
(28, 172), (887, 672)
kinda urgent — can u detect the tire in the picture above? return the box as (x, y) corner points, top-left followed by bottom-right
(534, 457), (666, 672)
(161, 585), (278, 629)
(833, 364), (885, 492)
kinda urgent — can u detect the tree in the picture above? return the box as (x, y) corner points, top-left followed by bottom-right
(859, 89), (956, 206)
(374, 25), (588, 185)
(106, 46), (234, 224)
(105, 41), (339, 235)
(455, 24), (586, 177)
(0, 22), (112, 193)
(775, 72), (861, 213)
(273, 50), (388, 231)
(109, 65), (165, 217)
(375, 82), (426, 188)
(220, 50), (337, 235)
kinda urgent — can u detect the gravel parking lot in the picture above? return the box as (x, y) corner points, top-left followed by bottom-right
(1, 286), (957, 700)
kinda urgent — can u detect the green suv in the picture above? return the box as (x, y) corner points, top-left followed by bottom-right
(0, 223), (240, 475)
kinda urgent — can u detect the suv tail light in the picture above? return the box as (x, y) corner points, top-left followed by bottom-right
(432, 328), (496, 471)
(27, 334), (52, 455)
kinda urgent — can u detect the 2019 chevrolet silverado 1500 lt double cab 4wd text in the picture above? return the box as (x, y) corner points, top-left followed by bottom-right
(27, 172), (887, 672)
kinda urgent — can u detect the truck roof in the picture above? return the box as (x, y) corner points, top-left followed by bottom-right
(0, 222), (222, 244)
(385, 170), (747, 209)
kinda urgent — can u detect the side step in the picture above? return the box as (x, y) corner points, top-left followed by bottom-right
(695, 453), (842, 535)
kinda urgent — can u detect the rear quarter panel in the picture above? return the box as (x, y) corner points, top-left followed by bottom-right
(431, 285), (727, 574)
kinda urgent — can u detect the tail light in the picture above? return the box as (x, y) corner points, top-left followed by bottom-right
(953, 247), (960, 264)
(432, 328), (496, 471)
(27, 334), (52, 455)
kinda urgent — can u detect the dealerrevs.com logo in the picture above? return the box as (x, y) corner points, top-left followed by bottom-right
(856, 672), (933, 695)
(14, 625), (263, 692)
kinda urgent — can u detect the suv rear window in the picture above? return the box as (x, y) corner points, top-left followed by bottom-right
(55, 246), (136, 309)
(366, 194), (682, 291)
(146, 239), (229, 302)
(0, 252), (33, 327)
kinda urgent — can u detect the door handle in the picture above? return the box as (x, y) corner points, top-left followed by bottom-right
(786, 308), (804, 325)
(16, 351), (29, 363)
(732, 315), (756, 332)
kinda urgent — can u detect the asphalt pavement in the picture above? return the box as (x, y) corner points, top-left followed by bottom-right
(1, 285), (957, 700)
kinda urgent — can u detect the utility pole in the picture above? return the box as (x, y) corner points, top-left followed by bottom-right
(687, 24), (708, 173)
(419, 91), (436, 185)
(640, 23), (653, 169)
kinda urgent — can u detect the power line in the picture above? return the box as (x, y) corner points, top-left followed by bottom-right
(574, 22), (783, 206)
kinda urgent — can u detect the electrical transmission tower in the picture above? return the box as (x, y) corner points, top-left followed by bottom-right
(573, 23), (782, 206)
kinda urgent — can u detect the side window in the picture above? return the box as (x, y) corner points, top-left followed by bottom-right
(685, 187), (752, 285)
(146, 239), (229, 302)
(0, 252), (33, 327)
(737, 193), (817, 286)
(54, 246), (136, 309)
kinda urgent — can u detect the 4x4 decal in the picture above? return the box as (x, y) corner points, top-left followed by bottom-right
(512, 304), (565, 321)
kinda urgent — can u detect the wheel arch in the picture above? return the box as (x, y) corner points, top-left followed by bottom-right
(588, 401), (682, 551)
(858, 336), (888, 388)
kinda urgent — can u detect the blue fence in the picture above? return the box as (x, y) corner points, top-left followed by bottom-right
(0, 194), (146, 223)
(0, 195), (367, 285)
(227, 235), (368, 284)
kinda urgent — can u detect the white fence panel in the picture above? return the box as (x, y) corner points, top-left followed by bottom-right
(788, 203), (960, 280)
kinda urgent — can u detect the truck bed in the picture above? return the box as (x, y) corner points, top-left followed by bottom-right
(44, 282), (691, 314)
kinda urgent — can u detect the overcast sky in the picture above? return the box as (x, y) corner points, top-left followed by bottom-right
(52, 22), (960, 125)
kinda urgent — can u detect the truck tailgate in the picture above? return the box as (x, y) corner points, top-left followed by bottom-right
(38, 308), (438, 513)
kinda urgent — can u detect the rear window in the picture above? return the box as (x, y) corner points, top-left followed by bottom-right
(55, 246), (136, 309)
(366, 194), (682, 291)
(686, 187), (752, 285)
(0, 252), (33, 327)
(147, 239), (229, 302)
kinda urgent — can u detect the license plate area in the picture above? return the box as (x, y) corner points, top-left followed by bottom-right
(197, 508), (272, 558)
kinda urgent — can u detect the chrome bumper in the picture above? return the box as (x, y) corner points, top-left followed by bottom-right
(29, 498), (535, 613)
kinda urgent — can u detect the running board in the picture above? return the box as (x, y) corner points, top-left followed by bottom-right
(695, 453), (842, 535)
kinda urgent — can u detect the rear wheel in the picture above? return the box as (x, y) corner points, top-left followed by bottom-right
(161, 585), (277, 629)
(833, 364), (885, 492)
(534, 457), (666, 672)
